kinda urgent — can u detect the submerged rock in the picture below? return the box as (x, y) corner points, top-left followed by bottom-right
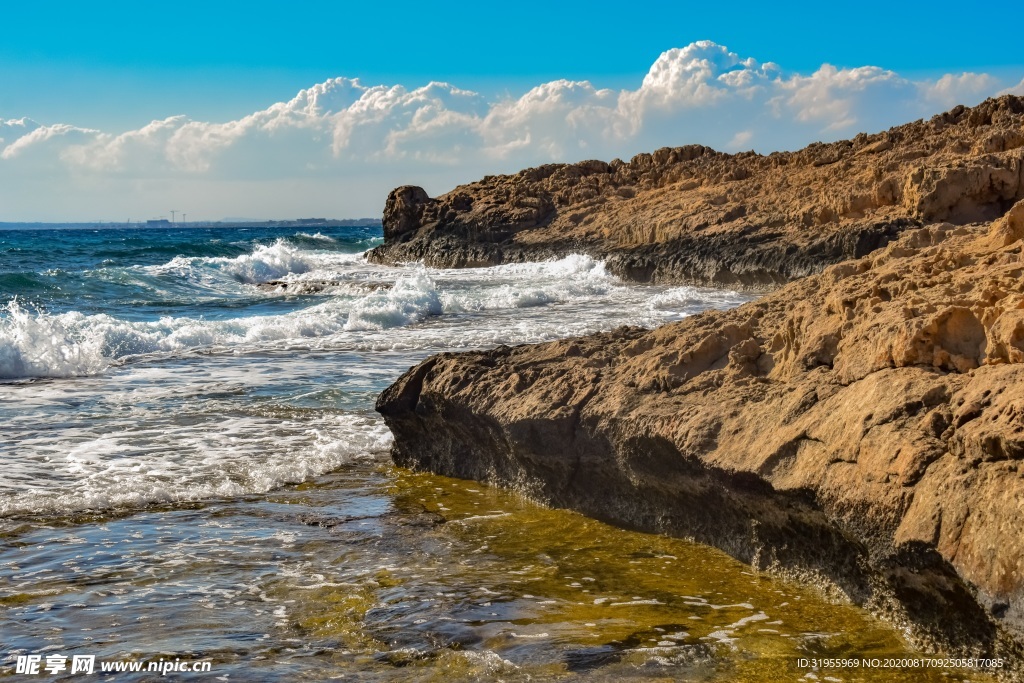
(369, 96), (1024, 289)
(377, 202), (1024, 670)
(256, 279), (392, 294)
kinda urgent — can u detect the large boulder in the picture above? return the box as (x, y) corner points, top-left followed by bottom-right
(382, 185), (433, 242)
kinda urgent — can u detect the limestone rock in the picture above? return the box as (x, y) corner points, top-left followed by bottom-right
(369, 96), (1024, 289)
(382, 185), (434, 242)
(378, 202), (1024, 667)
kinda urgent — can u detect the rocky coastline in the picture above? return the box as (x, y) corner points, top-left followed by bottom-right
(374, 97), (1024, 674)
(369, 97), (1024, 289)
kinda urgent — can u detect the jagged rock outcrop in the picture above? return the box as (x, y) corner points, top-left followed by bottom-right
(368, 96), (1024, 289)
(377, 202), (1024, 670)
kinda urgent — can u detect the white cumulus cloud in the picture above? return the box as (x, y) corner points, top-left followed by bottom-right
(1000, 77), (1024, 96)
(0, 42), (1018, 221)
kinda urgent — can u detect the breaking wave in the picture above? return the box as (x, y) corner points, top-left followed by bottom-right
(1, 241), (749, 381)
(0, 412), (394, 517)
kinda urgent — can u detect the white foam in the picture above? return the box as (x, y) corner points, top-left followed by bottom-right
(220, 240), (321, 283)
(292, 231), (338, 243)
(344, 270), (443, 331)
(440, 254), (619, 313)
(648, 285), (750, 315)
(0, 409), (393, 517)
(483, 253), (609, 278)
(0, 300), (110, 379)
(729, 611), (769, 628)
(454, 650), (519, 674)
(146, 239), (327, 285)
(137, 238), (383, 295)
(454, 513), (511, 524)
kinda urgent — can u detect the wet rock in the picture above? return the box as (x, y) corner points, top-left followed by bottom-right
(562, 645), (623, 672)
(296, 512), (377, 528)
(373, 648), (435, 667)
(256, 279), (392, 294)
(257, 280), (340, 294)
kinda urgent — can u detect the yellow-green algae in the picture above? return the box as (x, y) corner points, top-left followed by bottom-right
(0, 462), (1002, 681)
(269, 466), (998, 682)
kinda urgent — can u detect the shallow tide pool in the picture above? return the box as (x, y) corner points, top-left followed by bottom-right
(1, 462), (996, 682)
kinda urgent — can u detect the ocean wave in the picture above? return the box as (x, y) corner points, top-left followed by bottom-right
(0, 271), (55, 294)
(344, 270), (443, 331)
(439, 254), (620, 313)
(647, 285), (753, 314)
(217, 240), (324, 283)
(482, 253), (611, 278)
(0, 413), (393, 518)
(5, 237), (375, 310)
(0, 269), (447, 379)
(290, 231), (338, 245)
(92, 240), (247, 261)
(0, 300), (350, 380)
(141, 238), (376, 289)
(0, 300), (111, 379)
(0, 253), (740, 381)
(147, 239), (321, 284)
(286, 232), (383, 252)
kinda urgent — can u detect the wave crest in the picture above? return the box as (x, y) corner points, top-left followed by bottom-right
(0, 301), (110, 379)
(344, 270), (443, 331)
(148, 239), (321, 285)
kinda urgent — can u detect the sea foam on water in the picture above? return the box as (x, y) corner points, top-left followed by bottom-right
(1, 242), (732, 381)
(0, 300), (110, 379)
(0, 228), (749, 516)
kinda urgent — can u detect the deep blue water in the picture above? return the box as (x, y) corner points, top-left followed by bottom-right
(0, 225), (382, 321)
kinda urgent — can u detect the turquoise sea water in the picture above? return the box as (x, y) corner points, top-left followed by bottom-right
(0, 227), (992, 681)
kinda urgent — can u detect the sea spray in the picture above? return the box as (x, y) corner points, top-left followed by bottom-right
(0, 300), (110, 379)
(344, 269), (443, 331)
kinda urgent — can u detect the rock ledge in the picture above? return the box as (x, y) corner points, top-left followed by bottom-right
(378, 203), (1024, 673)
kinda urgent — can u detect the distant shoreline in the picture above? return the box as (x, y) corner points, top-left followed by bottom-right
(0, 219), (382, 231)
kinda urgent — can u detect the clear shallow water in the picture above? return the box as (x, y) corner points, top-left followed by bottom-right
(0, 227), (993, 681)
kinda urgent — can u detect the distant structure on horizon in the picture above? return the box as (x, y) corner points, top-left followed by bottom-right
(146, 219), (172, 228)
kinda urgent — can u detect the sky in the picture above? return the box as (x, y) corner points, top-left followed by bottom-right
(1, 1), (1023, 222)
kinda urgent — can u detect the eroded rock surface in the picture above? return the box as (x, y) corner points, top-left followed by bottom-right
(369, 96), (1024, 289)
(378, 204), (1024, 668)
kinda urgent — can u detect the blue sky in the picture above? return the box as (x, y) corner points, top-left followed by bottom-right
(5, 1), (1023, 125)
(1, 1), (1023, 221)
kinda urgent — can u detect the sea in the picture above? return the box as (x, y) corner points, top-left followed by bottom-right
(0, 226), (992, 681)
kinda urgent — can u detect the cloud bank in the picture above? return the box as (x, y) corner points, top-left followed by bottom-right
(0, 41), (1014, 221)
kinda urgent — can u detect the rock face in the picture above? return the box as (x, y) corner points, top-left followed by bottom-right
(377, 203), (1024, 667)
(368, 96), (1024, 289)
